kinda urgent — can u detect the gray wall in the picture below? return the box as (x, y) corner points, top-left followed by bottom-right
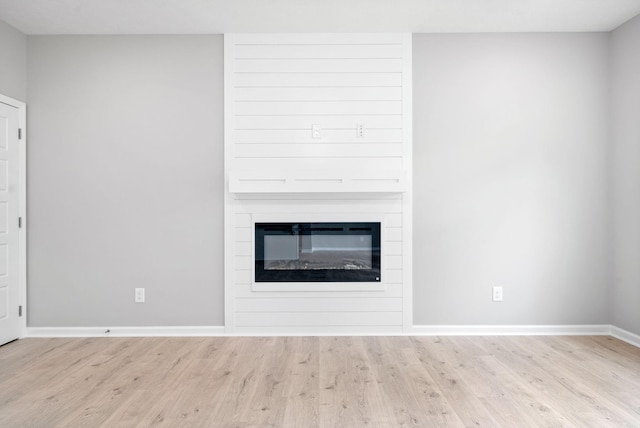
(22, 31), (628, 330)
(610, 15), (640, 336)
(0, 20), (27, 101)
(413, 33), (610, 325)
(27, 36), (224, 327)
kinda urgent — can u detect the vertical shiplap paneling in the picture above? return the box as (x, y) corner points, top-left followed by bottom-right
(225, 34), (412, 334)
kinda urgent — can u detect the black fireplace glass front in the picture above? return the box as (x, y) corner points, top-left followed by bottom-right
(255, 222), (381, 282)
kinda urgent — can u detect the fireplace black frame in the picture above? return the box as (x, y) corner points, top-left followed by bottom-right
(255, 222), (381, 283)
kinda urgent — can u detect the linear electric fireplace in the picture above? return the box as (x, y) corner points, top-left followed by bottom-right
(255, 222), (381, 283)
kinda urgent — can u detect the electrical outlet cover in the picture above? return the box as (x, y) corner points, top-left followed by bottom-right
(492, 286), (503, 302)
(135, 288), (145, 303)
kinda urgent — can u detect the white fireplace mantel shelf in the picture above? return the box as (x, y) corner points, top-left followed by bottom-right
(229, 170), (409, 194)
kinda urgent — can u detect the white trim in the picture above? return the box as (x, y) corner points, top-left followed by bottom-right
(251, 212), (386, 224)
(223, 34), (236, 334)
(27, 326), (227, 338)
(0, 94), (24, 107)
(250, 213), (386, 292)
(24, 324), (623, 338)
(251, 283), (385, 292)
(229, 170), (409, 194)
(232, 326), (403, 336)
(400, 33), (413, 333)
(409, 324), (611, 336)
(0, 93), (27, 340)
(610, 325), (640, 348)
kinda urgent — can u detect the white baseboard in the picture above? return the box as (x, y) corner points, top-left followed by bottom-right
(25, 324), (638, 348)
(26, 326), (226, 338)
(409, 324), (611, 336)
(610, 325), (640, 348)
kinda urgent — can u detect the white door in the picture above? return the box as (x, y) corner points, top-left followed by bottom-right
(0, 101), (20, 346)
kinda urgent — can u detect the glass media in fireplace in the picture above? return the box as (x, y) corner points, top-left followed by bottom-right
(255, 222), (381, 282)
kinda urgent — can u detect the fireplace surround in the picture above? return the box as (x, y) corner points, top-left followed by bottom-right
(224, 33), (412, 333)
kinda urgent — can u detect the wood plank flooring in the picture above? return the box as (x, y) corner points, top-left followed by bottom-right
(1, 335), (639, 427)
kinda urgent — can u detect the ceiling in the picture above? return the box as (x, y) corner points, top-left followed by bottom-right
(1, 0), (640, 35)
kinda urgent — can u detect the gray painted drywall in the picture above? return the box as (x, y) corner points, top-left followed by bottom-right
(610, 15), (640, 336)
(27, 36), (224, 327)
(413, 33), (610, 325)
(0, 20), (27, 101)
(23, 32), (620, 330)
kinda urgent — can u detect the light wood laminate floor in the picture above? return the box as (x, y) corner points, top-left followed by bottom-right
(1, 335), (639, 427)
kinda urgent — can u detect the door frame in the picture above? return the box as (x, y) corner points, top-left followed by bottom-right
(0, 93), (27, 339)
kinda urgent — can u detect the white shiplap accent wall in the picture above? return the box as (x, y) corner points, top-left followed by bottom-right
(224, 34), (412, 334)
